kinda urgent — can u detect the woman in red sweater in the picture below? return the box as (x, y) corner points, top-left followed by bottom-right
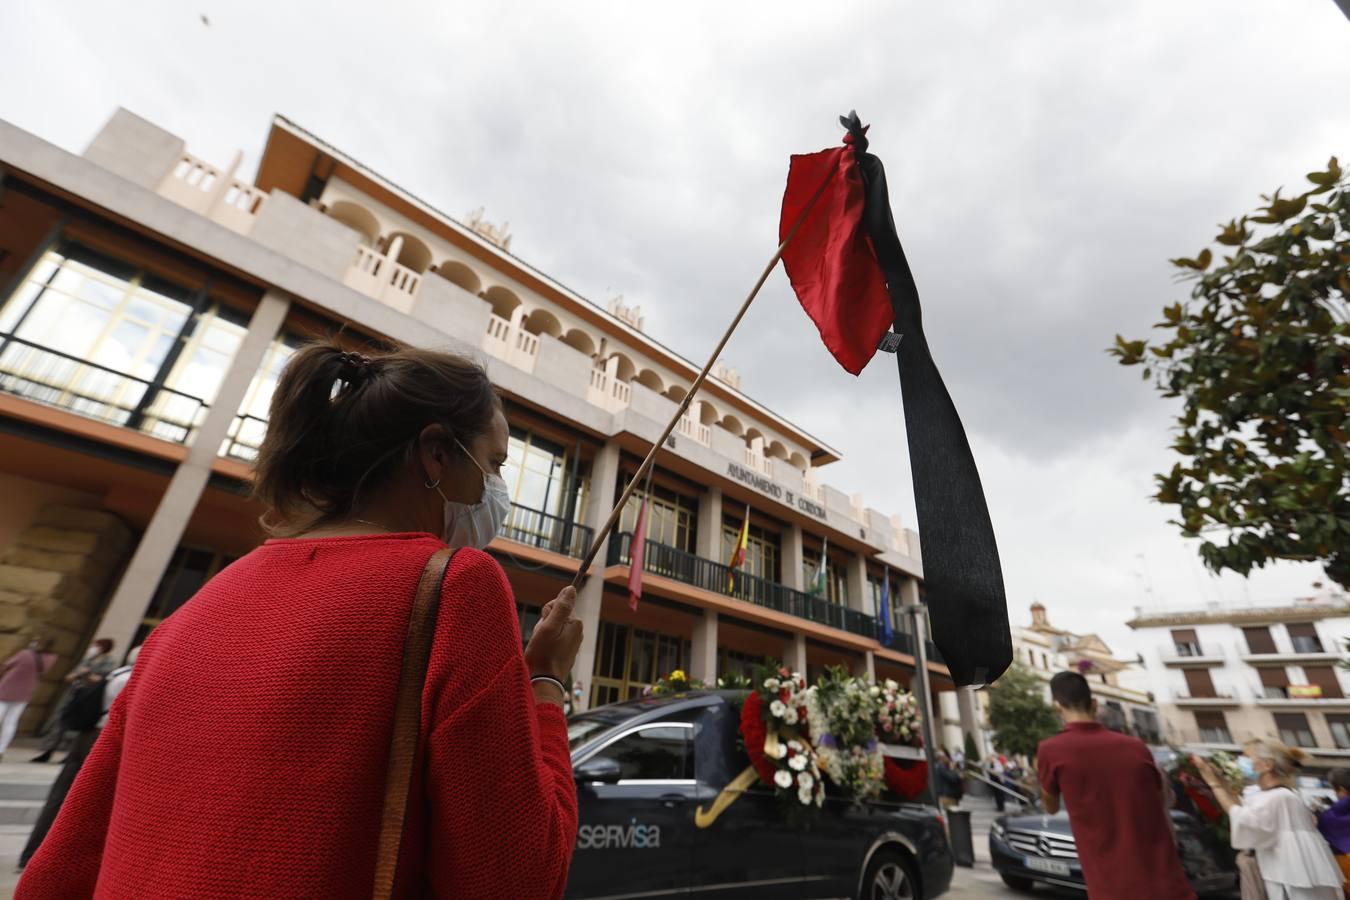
(17, 343), (583, 899)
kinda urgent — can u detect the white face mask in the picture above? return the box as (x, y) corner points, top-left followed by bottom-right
(438, 441), (511, 549)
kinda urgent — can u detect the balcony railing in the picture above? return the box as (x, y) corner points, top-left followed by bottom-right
(587, 369), (631, 412)
(0, 333), (208, 444)
(744, 447), (773, 477)
(342, 245), (422, 312)
(885, 630), (946, 666)
(500, 503), (593, 559)
(222, 413), (268, 462)
(482, 315), (540, 374)
(608, 531), (879, 640)
(159, 152), (266, 235)
(677, 413), (711, 447)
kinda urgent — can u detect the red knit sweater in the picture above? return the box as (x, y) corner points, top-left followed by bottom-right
(16, 534), (577, 899)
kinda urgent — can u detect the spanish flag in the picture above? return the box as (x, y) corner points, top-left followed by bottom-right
(726, 507), (751, 593)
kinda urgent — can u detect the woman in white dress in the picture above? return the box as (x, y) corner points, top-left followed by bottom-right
(1194, 741), (1343, 900)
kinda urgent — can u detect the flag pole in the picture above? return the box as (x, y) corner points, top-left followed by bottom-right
(569, 166), (837, 590)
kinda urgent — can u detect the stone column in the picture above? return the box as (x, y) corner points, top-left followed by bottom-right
(782, 523), (805, 591)
(571, 439), (621, 711)
(851, 650), (876, 682)
(91, 291), (290, 654)
(690, 610), (718, 684)
(847, 552), (869, 613)
(784, 631), (808, 674)
(695, 485), (722, 562)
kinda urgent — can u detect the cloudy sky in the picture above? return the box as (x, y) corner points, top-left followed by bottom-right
(4, 1), (1349, 660)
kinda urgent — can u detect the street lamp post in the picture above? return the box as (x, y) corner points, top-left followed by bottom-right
(900, 602), (941, 807)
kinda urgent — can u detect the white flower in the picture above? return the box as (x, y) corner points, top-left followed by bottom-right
(816, 789), (826, 807)
(798, 772), (814, 790)
(770, 741), (787, 759)
(769, 699), (787, 718)
(870, 686), (882, 697)
(784, 708), (799, 725)
(789, 754), (807, 771)
(798, 786), (813, 805)
(775, 769), (795, 789)
(788, 739), (803, 751)
(764, 678), (780, 691)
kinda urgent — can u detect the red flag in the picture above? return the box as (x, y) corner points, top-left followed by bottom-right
(779, 131), (893, 375)
(627, 496), (649, 611)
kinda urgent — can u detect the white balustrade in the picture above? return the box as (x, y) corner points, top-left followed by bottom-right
(480, 316), (538, 373)
(158, 152), (266, 234)
(744, 447), (772, 477)
(342, 246), (425, 314)
(677, 414), (712, 447)
(586, 369), (631, 411)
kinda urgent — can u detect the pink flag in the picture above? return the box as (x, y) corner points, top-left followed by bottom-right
(628, 497), (649, 612)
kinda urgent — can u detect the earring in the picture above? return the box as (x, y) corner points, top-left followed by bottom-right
(425, 478), (441, 490)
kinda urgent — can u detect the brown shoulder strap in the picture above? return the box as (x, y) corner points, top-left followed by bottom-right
(372, 547), (455, 900)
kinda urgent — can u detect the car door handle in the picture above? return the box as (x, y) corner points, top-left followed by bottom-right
(660, 793), (687, 808)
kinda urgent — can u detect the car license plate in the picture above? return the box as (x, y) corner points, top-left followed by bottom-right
(1025, 857), (1070, 877)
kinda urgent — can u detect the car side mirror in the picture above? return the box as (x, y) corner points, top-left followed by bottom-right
(575, 757), (622, 785)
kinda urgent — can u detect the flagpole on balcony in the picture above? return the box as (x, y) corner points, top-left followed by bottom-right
(569, 166), (838, 591)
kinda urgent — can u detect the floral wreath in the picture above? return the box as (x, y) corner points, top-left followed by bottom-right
(725, 666), (928, 820)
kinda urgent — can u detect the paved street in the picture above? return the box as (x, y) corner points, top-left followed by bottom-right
(0, 739), (58, 898)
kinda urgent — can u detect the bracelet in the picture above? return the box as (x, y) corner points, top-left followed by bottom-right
(531, 675), (567, 697)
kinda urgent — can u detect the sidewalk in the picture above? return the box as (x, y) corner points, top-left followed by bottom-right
(0, 739), (62, 897)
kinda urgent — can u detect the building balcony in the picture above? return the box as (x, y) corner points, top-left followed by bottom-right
(1253, 687), (1350, 708)
(157, 151), (268, 236)
(1159, 643), (1225, 666)
(0, 332), (209, 445)
(481, 315), (540, 374)
(1172, 691), (1241, 708)
(342, 245), (423, 314)
(608, 531), (881, 641)
(743, 447), (773, 478)
(498, 503), (593, 559)
(676, 413), (711, 447)
(587, 368), (631, 412)
(884, 629), (946, 666)
(1238, 641), (1340, 665)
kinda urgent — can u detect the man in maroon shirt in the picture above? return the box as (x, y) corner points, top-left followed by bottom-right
(1037, 672), (1195, 900)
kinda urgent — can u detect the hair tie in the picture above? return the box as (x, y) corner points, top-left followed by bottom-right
(337, 351), (373, 385)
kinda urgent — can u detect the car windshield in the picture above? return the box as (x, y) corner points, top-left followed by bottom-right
(567, 705), (649, 751)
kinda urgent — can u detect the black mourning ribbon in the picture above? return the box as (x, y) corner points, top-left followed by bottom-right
(842, 111), (1012, 687)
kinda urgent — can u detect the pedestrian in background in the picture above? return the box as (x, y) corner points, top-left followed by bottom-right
(1317, 768), (1350, 898)
(18, 645), (140, 871)
(17, 343), (583, 899)
(987, 754), (1008, 811)
(1037, 671), (1195, 900)
(0, 638), (57, 761)
(1194, 741), (1343, 900)
(30, 638), (115, 764)
(935, 751), (963, 810)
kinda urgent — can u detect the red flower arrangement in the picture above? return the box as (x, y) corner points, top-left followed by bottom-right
(883, 758), (930, 800)
(740, 689), (778, 786)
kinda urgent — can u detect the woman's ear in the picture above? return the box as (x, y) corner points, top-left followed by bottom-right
(417, 424), (453, 487)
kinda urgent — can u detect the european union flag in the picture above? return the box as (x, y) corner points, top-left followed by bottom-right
(879, 572), (894, 646)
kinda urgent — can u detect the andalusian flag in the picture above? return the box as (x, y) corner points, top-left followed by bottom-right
(807, 536), (829, 597)
(725, 507), (750, 593)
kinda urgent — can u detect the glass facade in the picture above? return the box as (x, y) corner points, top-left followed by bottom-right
(499, 428), (589, 551)
(619, 478), (697, 554)
(222, 333), (301, 461)
(721, 518), (780, 583)
(802, 547), (846, 604)
(0, 243), (245, 443)
(590, 620), (689, 707)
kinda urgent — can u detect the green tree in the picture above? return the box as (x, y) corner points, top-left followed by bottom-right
(985, 664), (1060, 759)
(1111, 158), (1350, 586)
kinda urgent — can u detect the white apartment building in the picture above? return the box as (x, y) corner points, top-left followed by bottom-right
(1129, 587), (1350, 774)
(982, 603), (1162, 744)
